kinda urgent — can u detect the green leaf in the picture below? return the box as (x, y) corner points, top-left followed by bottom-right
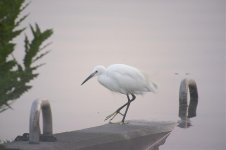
(0, 0), (53, 112)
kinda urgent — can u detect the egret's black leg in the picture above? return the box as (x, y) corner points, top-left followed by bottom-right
(122, 94), (136, 123)
(105, 94), (136, 122)
(105, 102), (129, 122)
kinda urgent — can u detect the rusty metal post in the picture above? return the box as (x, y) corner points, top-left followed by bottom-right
(178, 78), (198, 128)
(29, 99), (55, 144)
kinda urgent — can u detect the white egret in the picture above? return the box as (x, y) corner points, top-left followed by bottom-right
(81, 64), (157, 123)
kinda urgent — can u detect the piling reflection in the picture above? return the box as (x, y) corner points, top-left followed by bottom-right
(178, 78), (198, 128)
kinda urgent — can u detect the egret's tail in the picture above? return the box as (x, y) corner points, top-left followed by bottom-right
(149, 82), (158, 93)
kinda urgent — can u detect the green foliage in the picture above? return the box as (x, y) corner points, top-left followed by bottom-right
(0, 0), (53, 112)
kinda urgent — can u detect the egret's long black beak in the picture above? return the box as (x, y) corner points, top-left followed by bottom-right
(81, 71), (97, 85)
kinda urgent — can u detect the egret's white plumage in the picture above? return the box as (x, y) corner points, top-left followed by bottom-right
(81, 64), (157, 123)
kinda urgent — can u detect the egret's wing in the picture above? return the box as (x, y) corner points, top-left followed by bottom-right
(106, 65), (151, 94)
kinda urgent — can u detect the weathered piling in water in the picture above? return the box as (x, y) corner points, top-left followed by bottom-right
(178, 78), (198, 128)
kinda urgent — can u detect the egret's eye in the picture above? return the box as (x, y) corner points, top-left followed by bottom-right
(95, 70), (98, 73)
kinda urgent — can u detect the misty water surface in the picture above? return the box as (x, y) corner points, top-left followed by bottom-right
(0, 0), (225, 149)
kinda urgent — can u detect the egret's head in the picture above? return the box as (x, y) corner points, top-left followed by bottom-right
(81, 65), (105, 85)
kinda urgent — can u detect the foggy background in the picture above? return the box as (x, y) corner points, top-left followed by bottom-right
(0, 0), (225, 149)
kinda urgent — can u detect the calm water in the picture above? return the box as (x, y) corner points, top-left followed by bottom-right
(0, 0), (225, 149)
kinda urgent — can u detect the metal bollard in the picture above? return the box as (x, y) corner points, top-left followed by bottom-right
(29, 99), (55, 144)
(178, 78), (198, 128)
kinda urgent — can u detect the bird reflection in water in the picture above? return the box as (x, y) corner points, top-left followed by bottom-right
(178, 78), (198, 128)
